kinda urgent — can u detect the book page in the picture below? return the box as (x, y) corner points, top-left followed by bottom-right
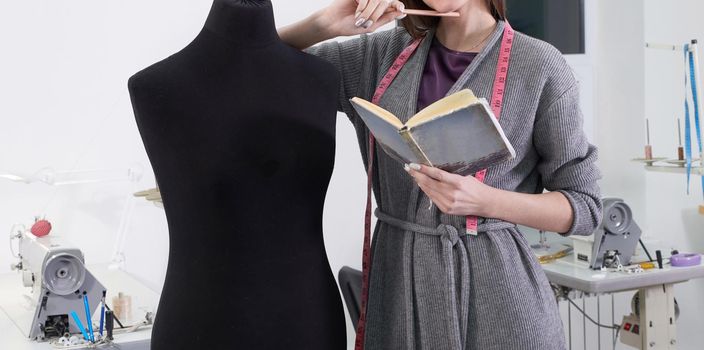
(406, 89), (478, 128)
(349, 98), (404, 129)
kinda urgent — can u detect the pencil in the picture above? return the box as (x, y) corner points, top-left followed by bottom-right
(402, 9), (460, 17)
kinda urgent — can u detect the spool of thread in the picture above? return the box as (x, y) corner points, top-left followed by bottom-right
(677, 118), (684, 160)
(645, 119), (653, 160)
(638, 261), (656, 270)
(670, 253), (702, 267)
(112, 293), (132, 323)
(69, 335), (80, 345)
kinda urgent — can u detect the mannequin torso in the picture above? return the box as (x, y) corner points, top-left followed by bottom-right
(128, 1), (345, 348)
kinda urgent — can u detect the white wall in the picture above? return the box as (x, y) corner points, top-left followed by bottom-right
(594, 0), (647, 219)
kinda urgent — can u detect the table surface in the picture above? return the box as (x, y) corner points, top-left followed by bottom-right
(522, 229), (704, 293)
(0, 264), (158, 350)
(540, 253), (704, 293)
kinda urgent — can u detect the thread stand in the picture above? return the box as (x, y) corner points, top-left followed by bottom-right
(643, 39), (704, 215)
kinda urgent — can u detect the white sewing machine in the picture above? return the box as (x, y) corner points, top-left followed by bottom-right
(2, 222), (158, 350)
(8, 225), (105, 341)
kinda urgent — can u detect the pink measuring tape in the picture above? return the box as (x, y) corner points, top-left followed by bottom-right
(355, 23), (514, 350)
(466, 23), (514, 234)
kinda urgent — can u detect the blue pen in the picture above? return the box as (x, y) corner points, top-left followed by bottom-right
(99, 291), (106, 336)
(70, 311), (90, 341)
(83, 294), (95, 342)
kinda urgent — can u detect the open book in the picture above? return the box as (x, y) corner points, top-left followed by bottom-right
(349, 89), (515, 175)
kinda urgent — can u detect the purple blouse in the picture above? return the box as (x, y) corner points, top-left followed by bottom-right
(417, 38), (478, 112)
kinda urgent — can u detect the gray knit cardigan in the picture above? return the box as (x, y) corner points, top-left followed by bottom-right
(307, 21), (600, 349)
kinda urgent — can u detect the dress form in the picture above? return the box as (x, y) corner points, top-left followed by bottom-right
(128, 1), (345, 348)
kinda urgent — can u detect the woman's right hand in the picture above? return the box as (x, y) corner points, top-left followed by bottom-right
(317, 0), (406, 38)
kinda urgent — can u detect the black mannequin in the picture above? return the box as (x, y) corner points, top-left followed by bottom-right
(127, 1), (345, 349)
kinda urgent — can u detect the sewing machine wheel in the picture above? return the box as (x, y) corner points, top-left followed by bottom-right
(43, 253), (85, 295)
(603, 200), (633, 234)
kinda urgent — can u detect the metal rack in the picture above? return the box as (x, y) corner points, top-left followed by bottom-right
(644, 164), (704, 176)
(643, 39), (704, 215)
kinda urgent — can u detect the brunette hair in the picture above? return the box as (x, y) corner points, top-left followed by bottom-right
(399, 0), (506, 39)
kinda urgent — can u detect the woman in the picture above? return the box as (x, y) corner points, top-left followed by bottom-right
(280, 0), (601, 349)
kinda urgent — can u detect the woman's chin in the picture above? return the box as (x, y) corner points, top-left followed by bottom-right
(423, 1), (463, 13)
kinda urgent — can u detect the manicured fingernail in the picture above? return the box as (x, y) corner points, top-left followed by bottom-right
(410, 163), (421, 171)
(355, 18), (366, 27)
(355, 11), (362, 19)
(363, 20), (373, 28)
(396, 13), (407, 20)
(404, 164), (410, 172)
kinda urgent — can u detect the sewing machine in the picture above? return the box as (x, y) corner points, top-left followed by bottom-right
(571, 198), (642, 270)
(8, 225), (105, 341)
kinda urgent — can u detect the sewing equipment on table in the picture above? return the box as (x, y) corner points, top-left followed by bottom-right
(1, 220), (158, 350)
(7, 220), (107, 342)
(531, 198), (704, 350)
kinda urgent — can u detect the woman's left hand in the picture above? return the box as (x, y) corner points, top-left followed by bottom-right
(405, 163), (495, 217)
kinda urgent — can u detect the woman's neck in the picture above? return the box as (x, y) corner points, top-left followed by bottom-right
(435, 2), (497, 53)
(204, 0), (279, 46)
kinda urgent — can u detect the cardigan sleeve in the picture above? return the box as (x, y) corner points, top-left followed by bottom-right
(305, 28), (404, 124)
(304, 36), (369, 115)
(533, 83), (602, 236)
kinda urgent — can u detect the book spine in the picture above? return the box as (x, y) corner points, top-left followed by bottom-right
(399, 128), (433, 166)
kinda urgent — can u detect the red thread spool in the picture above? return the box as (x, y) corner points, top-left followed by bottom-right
(644, 145), (653, 160)
(30, 220), (52, 237)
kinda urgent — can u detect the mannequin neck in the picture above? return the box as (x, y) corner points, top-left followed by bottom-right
(204, 0), (279, 46)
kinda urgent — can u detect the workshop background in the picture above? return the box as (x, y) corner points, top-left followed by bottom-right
(0, 0), (702, 349)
